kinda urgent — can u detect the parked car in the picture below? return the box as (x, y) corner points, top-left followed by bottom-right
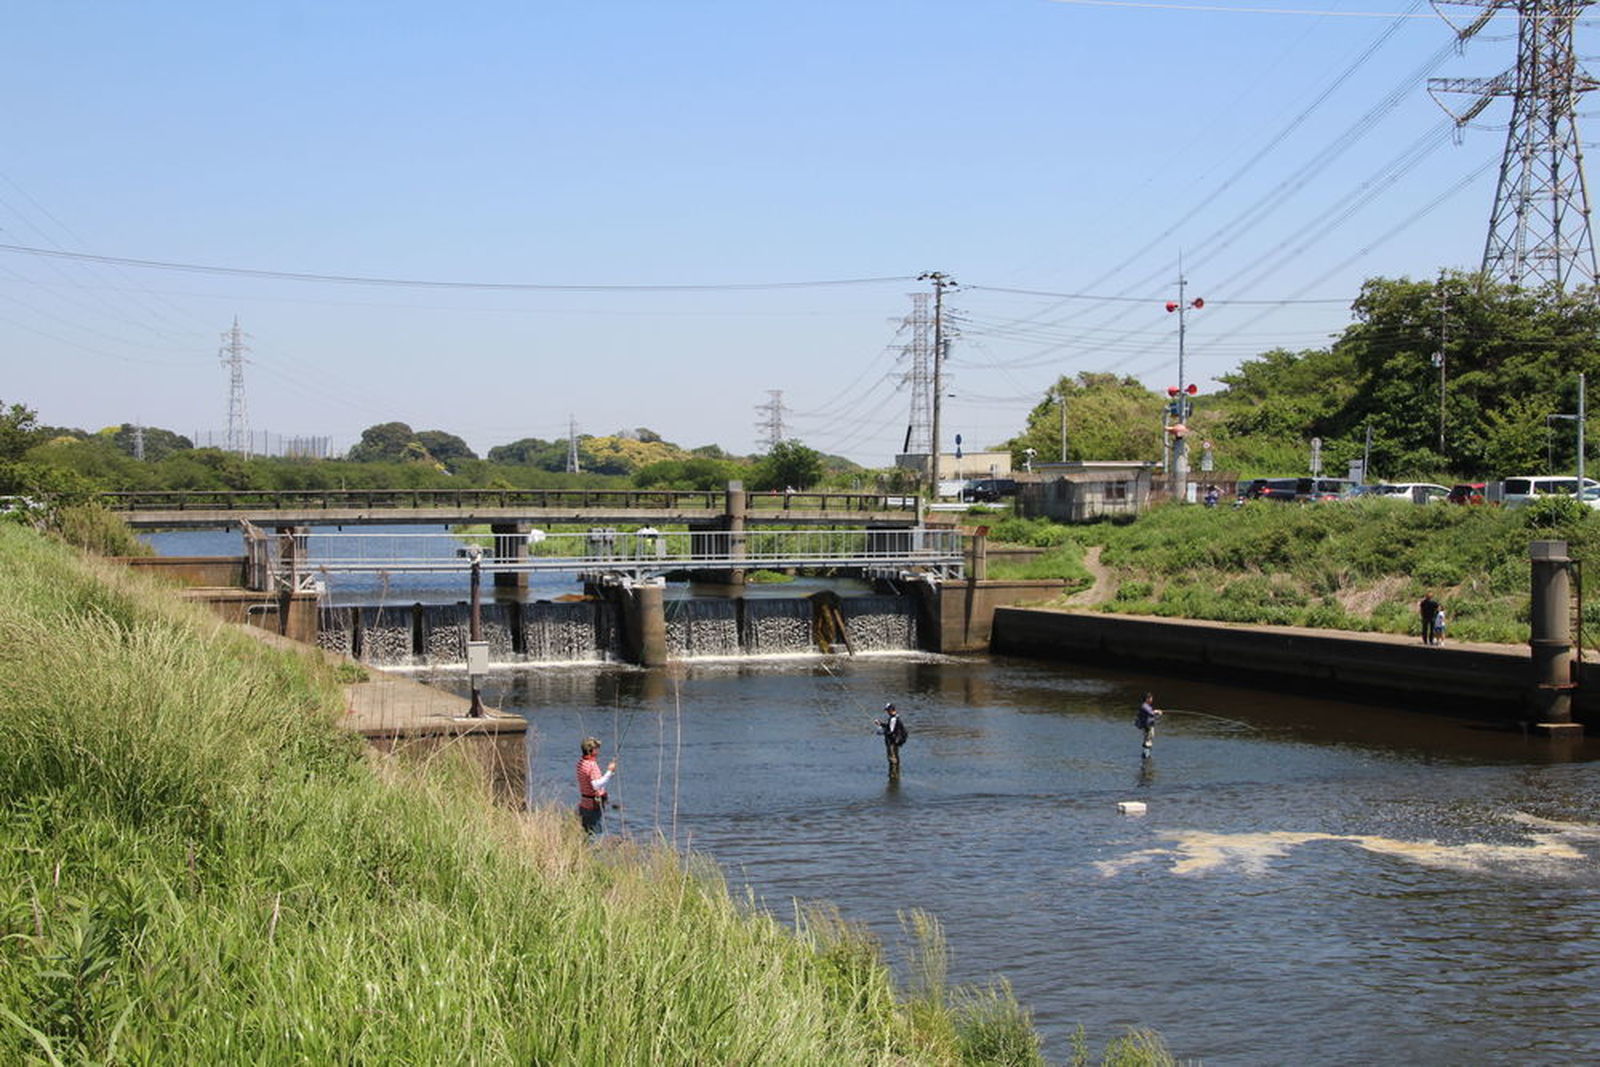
(1360, 482), (1450, 504)
(1501, 475), (1600, 506)
(1447, 482), (1487, 505)
(1303, 477), (1358, 501)
(1240, 477), (1355, 503)
(965, 478), (1018, 502)
(1240, 477), (1301, 502)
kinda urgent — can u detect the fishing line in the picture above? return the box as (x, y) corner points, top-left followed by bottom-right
(1161, 708), (1259, 730)
(817, 658), (891, 734)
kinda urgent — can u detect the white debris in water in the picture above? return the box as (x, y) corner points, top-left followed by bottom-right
(1117, 801), (1147, 815)
(1095, 815), (1596, 879)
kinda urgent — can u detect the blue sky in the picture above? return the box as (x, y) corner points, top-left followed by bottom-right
(0, 1), (1559, 464)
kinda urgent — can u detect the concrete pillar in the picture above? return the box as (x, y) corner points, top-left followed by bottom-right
(491, 522), (528, 590)
(969, 525), (989, 581)
(1529, 539), (1581, 734)
(632, 580), (668, 668)
(722, 480), (747, 586)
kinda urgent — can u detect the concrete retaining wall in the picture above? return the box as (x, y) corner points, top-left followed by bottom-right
(117, 555), (248, 587)
(989, 607), (1577, 723)
(925, 580), (1067, 653)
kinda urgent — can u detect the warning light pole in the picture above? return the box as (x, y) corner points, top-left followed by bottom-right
(1164, 276), (1204, 497)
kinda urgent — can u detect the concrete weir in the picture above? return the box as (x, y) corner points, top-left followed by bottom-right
(991, 607), (1594, 729)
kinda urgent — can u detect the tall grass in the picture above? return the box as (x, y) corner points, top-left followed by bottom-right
(991, 498), (1600, 645)
(0, 526), (1081, 1065)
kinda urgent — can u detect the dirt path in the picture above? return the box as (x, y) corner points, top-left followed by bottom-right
(1064, 544), (1115, 606)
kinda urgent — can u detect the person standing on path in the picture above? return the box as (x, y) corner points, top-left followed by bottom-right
(875, 703), (908, 778)
(1420, 594), (1440, 646)
(576, 737), (616, 837)
(1432, 606), (1447, 645)
(1135, 693), (1163, 759)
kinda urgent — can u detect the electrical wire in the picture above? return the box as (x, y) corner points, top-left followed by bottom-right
(0, 243), (914, 293)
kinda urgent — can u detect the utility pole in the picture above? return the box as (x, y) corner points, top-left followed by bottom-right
(1058, 383), (1068, 462)
(1434, 279), (1449, 456)
(1429, 0), (1600, 292)
(219, 317), (251, 457)
(1580, 372), (1587, 489)
(1163, 272), (1204, 497)
(918, 271), (955, 497)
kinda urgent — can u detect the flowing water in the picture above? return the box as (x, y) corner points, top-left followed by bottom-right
(427, 655), (1600, 1066)
(143, 527), (1600, 1063)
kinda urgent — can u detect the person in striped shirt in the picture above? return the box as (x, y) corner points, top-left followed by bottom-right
(576, 736), (616, 836)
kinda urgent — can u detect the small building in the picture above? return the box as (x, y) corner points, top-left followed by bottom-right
(1017, 461), (1157, 522)
(896, 450), (1013, 499)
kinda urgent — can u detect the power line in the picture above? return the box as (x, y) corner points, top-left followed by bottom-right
(0, 243), (913, 293)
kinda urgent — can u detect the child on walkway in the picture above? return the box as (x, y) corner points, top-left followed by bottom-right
(1432, 606), (1447, 645)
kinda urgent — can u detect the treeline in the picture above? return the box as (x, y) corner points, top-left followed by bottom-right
(0, 404), (880, 496)
(1004, 273), (1600, 481)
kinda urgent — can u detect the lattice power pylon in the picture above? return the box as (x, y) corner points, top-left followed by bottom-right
(1430, 0), (1600, 291)
(755, 389), (787, 451)
(219, 317), (251, 456)
(899, 292), (932, 456)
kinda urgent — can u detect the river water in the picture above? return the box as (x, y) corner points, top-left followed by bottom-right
(145, 528), (1600, 1064)
(401, 653), (1600, 1066)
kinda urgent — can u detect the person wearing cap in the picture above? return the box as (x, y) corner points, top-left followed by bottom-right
(576, 736), (616, 837)
(1135, 693), (1163, 759)
(874, 702), (908, 777)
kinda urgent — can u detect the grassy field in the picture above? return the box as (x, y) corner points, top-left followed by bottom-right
(0, 521), (1174, 1066)
(985, 497), (1600, 646)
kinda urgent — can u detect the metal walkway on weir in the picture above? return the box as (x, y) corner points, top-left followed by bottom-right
(260, 526), (966, 589)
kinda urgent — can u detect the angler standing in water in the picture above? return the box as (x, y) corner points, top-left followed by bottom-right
(576, 736), (616, 837)
(1135, 693), (1163, 759)
(875, 702), (908, 778)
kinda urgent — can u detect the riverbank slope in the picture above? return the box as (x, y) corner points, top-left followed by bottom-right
(0, 524), (1062, 1064)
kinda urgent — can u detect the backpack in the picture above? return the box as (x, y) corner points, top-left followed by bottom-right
(890, 718), (908, 745)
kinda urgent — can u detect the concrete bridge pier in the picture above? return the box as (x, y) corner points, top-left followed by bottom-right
(719, 481), (748, 586)
(491, 523), (529, 590)
(623, 579), (668, 667)
(1529, 539), (1582, 736)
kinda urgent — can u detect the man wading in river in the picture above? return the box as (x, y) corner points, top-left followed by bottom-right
(875, 703), (908, 778)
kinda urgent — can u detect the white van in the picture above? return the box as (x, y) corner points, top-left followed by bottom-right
(1500, 475), (1600, 506)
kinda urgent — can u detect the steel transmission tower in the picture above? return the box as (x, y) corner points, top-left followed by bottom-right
(755, 390), (787, 450)
(1430, 0), (1599, 291)
(566, 416), (582, 473)
(898, 292), (933, 456)
(219, 317), (251, 456)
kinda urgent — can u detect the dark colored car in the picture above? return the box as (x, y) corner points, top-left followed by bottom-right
(1240, 477), (1301, 502)
(966, 478), (1018, 502)
(1240, 477), (1356, 503)
(1447, 482), (1487, 505)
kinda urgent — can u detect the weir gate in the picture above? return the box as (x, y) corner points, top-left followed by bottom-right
(105, 485), (1053, 666)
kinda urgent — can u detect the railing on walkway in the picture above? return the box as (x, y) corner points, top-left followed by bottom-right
(266, 527), (964, 587)
(94, 488), (919, 514)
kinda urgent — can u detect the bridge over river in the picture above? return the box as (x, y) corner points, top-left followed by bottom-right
(97, 486), (922, 530)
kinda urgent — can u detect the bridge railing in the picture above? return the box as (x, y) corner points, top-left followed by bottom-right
(266, 527), (963, 579)
(95, 488), (920, 514)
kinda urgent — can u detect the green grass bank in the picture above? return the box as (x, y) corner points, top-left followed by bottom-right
(985, 496), (1600, 646)
(0, 523), (1173, 1065)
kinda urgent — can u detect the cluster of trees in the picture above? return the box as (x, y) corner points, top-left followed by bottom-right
(1004, 273), (1600, 480)
(0, 402), (844, 496)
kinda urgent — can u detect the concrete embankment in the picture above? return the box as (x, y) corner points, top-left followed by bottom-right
(990, 606), (1596, 727)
